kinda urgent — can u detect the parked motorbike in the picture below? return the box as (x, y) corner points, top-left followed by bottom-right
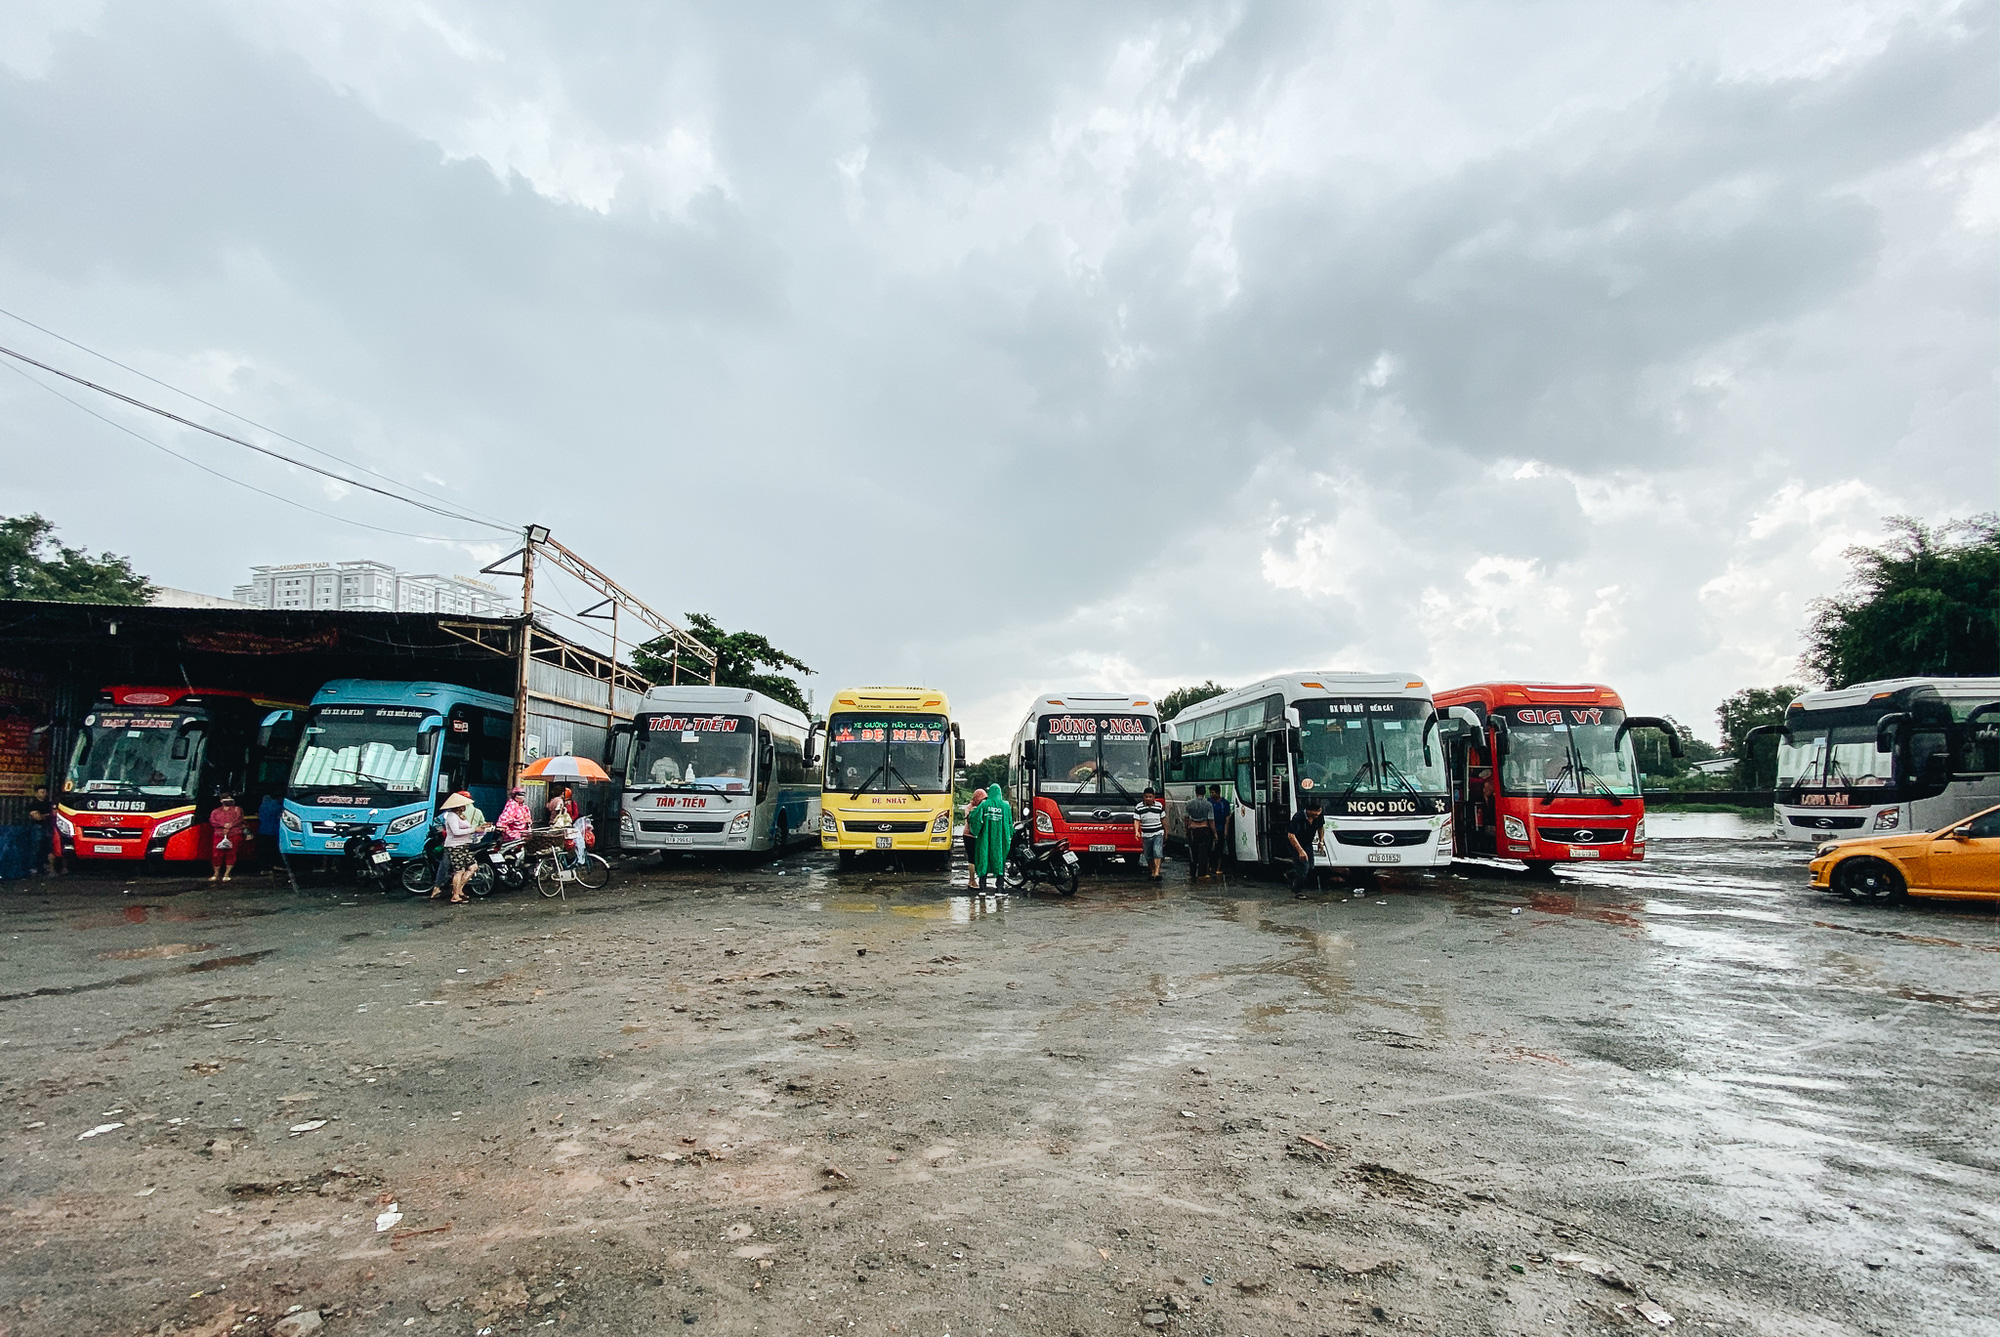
(1003, 820), (1080, 896)
(330, 822), (398, 891)
(399, 824), (513, 898)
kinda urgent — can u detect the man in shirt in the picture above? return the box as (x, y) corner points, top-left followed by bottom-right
(1207, 784), (1230, 876)
(1286, 794), (1326, 893)
(1132, 787), (1167, 881)
(1183, 789), (1214, 880)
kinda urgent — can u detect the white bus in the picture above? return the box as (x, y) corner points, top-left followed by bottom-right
(615, 686), (819, 857)
(1750, 676), (1999, 844)
(1007, 691), (1164, 865)
(1164, 673), (1451, 874)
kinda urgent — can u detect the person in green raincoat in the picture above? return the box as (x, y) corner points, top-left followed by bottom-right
(968, 784), (1014, 889)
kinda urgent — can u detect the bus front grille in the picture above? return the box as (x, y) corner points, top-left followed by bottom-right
(640, 820), (726, 834)
(1332, 829), (1432, 847)
(1534, 827), (1628, 844)
(1785, 814), (1866, 830)
(844, 820), (928, 834)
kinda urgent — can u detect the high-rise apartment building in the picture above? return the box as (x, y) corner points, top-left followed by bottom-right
(232, 561), (504, 616)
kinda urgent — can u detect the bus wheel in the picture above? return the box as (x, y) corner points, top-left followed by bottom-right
(772, 815), (789, 856)
(1835, 857), (1904, 904)
(1523, 860), (1560, 880)
(838, 850), (857, 872)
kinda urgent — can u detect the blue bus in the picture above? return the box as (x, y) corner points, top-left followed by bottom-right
(277, 679), (516, 861)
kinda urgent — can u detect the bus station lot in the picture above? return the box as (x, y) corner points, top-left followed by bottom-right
(2, 823), (1995, 1337)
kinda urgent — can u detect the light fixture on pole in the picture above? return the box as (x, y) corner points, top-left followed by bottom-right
(524, 523), (551, 545)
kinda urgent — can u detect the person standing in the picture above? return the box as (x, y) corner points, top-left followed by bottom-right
(962, 787), (987, 889)
(968, 784), (1013, 891)
(1183, 788), (1214, 880)
(1286, 794), (1326, 893)
(26, 786), (55, 876)
(497, 787), (532, 842)
(207, 792), (246, 883)
(436, 792), (479, 904)
(256, 792), (283, 873)
(1132, 786), (1166, 881)
(1207, 784), (1231, 875)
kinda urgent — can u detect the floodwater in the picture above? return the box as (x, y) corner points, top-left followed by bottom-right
(2, 835), (1995, 1336)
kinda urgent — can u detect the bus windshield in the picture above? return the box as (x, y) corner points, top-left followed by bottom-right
(66, 710), (203, 799)
(1039, 714), (1156, 798)
(1497, 707), (1640, 797)
(1298, 698), (1446, 796)
(290, 705), (435, 798)
(1775, 705), (1896, 791)
(629, 714), (755, 793)
(826, 713), (949, 796)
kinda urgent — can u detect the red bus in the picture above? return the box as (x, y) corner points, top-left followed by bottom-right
(1007, 691), (1165, 866)
(55, 686), (305, 866)
(1434, 682), (1680, 872)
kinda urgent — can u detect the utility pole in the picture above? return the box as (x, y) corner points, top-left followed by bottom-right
(511, 527), (541, 785)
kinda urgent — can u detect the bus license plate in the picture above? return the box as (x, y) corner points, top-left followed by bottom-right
(665, 835), (694, 846)
(1367, 852), (1401, 864)
(1089, 844), (1116, 853)
(874, 836), (893, 850)
(92, 843), (122, 854)
(1569, 847), (1600, 858)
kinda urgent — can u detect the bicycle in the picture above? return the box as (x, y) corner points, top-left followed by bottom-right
(533, 843), (610, 898)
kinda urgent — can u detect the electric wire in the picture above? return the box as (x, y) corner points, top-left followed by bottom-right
(0, 341), (513, 533)
(1, 359), (494, 543)
(0, 305), (519, 531)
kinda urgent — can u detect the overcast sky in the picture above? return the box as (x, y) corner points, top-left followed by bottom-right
(2, 0), (1994, 754)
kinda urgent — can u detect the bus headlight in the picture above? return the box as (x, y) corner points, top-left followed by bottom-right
(728, 811), (752, 835)
(821, 811), (837, 835)
(385, 811), (427, 835)
(155, 813), (194, 838)
(1035, 809), (1053, 834)
(1633, 816), (1646, 843)
(1503, 815), (1528, 841)
(1872, 809), (1899, 831)
(54, 812), (74, 838)
(930, 810), (951, 834)
(1437, 815), (1452, 846)
(619, 810), (635, 835)
(281, 809), (303, 832)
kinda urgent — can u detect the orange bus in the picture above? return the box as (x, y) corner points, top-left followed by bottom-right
(1434, 682), (1679, 873)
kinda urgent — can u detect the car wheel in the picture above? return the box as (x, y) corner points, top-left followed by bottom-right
(1835, 856), (1904, 904)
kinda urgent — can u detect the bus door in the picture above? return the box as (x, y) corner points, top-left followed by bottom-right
(1257, 734), (1288, 864)
(1237, 736), (1266, 862)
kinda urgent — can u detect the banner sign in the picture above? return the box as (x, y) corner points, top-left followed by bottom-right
(182, 627), (341, 655)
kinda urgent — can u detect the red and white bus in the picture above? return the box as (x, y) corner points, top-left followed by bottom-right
(55, 686), (305, 866)
(1434, 681), (1680, 873)
(1007, 691), (1165, 866)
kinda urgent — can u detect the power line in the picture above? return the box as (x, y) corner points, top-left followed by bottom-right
(0, 341), (513, 534)
(0, 304), (519, 531)
(1, 359), (494, 543)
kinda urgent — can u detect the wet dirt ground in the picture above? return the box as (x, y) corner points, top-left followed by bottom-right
(2, 825), (1995, 1337)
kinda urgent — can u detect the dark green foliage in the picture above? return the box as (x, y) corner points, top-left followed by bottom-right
(1158, 681), (1229, 721)
(1802, 515), (1999, 688)
(0, 513), (153, 604)
(961, 753), (1007, 793)
(1634, 719), (1718, 779)
(631, 613), (813, 714)
(1719, 685), (1807, 788)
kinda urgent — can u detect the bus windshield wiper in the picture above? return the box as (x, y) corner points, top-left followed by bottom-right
(1340, 759), (1379, 796)
(1540, 762), (1573, 805)
(1379, 757), (1421, 796)
(1576, 763), (1626, 805)
(883, 760), (925, 801)
(848, 763), (887, 801)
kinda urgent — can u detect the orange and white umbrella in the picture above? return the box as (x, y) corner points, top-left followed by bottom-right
(520, 755), (610, 783)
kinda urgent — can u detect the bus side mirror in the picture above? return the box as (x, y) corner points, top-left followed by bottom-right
(953, 736), (966, 767)
(1488, 715), (1509, 755)
(1169, 739), (1183, 765)
(1620, 716), (1683, 759)
(416, 715), (442, 757)
(1020, 739), (1038, 767)
(1284, 706), (1303, 729)
(171, 720), (204, 760)
(803, 724), (822, 768)
(1875, 712), (1910, 754)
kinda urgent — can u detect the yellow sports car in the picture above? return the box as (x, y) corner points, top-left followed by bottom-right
(1809, 804), (2000, 902)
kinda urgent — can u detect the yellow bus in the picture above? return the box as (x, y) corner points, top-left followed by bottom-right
(817, 686), (965, 868)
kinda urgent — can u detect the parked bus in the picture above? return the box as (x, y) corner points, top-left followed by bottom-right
(1007, 691), (1163, 866)
(55, 685), (304, 865)
(616, 685), (818, 857)
(1165, 673), (1453, 874)
(277, 679), (515, 863)
(1749, 676), (1999, 844)
(818, 686), (965, 868)
(1433, 681), (1679, 872)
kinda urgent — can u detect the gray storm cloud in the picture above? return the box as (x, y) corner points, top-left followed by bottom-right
(2, 0), (1993, 753)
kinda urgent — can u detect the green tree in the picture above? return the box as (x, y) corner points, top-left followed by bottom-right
(1718, 685), (1806, 788)
(961, 754), (1008, 793)
(631, 613), (813, 714)
(0, 513), (153, 604)
(1158, 681), (1229, 721)
(1802, 514), (1999, 687)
